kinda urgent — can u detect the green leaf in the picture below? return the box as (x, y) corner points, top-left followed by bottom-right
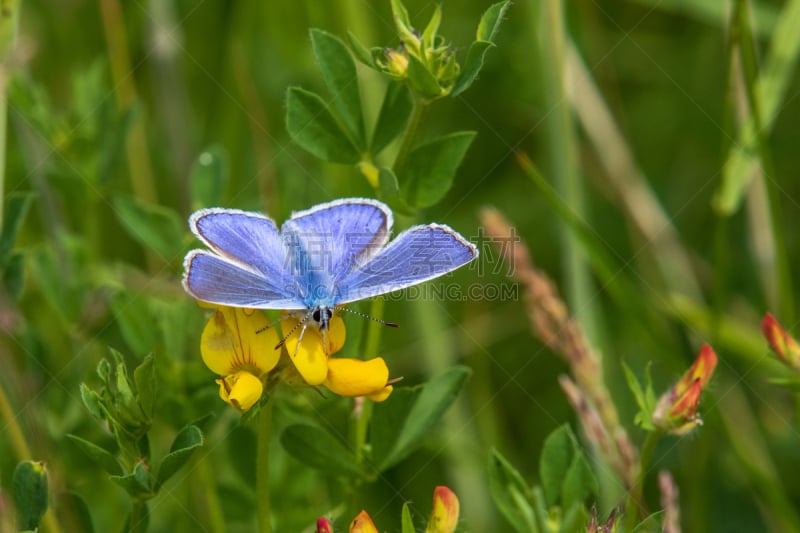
(66, 434), (124, 476)
(58, 492), (95, 533)
(713, 0), (800, 214)
(110, 461), (153, 498)
(13, 461), (49, 531)
(311, 29), (365, 149)
(451, 1), (510, 96)
(623, 362), (656, 431)
(376, 167), (415, 216)
(539, 425), (576, 507)
(451, 41), (494, 97)
(281, 424), (366, 478)
(0, 192), (34, 259)
(133, 355), (156, 419)
(390, 0), (411, 27)
(399, 131), (476, 208)
(112, 194), (184, 261)
(157, 425), (204, 488)
(371, 83), (413, 154)
(633, 511), (664, 532)
(190, 146), (228, 209)
(407, 54), (442, 99)
(79, 383), (105, 422)
(488, 449), (538, 533)
(422, 5), (442, 50)
(477, 1), (511, 42)
(2, 251), (25, 301)
(560, 503), (591, 533)
(561, 453), (598, 509)
(372, 366), (471, 470)
(347, 31), (375, 67)
(401, 503), (415, 533)
(110, 292), (157, 358)
(286, 87), (360, 164)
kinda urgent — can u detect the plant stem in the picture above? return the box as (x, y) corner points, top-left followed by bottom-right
(0, 0), (20, 235)
(624, 430), (661, 532)
(129, 499), (148, 533)
(0, 382), (32, 460)
(196, 456), (227, 533)
(0, 383), (64, 533)
(256, 395), (274, 533)
(538, 0), (597, 345)
(393, 96), (426, 169)
(354, 297), (384, 465)
(733, 0), (795, 324)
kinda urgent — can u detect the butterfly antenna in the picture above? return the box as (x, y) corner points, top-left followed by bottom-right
(274, 310), (312, 350)
(257, 313), (295, 334)
(336, 306), (399, 328)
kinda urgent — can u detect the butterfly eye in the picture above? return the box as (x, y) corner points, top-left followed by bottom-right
(312, 308), (321, 323)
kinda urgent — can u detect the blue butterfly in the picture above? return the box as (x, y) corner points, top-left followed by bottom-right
(182, 198), (478, 338)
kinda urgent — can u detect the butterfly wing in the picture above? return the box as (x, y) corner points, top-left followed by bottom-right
(282, 197), (393, 284)
(335, 224), (478, 304)
(183, 251), (305, 309)
(184, 208), (303, 308)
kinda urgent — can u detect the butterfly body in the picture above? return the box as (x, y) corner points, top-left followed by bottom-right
(183, 198), (478, 329)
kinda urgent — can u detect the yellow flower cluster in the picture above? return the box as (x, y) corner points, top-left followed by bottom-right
(200, 306), (393, 412)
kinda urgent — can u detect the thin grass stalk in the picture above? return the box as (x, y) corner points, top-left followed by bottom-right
(538, 0), (597, 345)
(256, 395), (274, 533)
(734, 0), (795, 324)
(564, 42), (702, 303)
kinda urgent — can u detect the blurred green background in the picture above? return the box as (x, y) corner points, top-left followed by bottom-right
(1, 0), (799, 531)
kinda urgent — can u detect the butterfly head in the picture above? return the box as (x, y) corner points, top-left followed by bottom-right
(311, 305), (334, 331)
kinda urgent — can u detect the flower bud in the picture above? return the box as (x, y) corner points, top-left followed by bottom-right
(216, 371), (263, 412)
(762, 312), (800, 368)
(349, 510), (379, 533)
(316, 517), (334, 533)
(652, 344), (717, 434)
(425, 486), (459, 533)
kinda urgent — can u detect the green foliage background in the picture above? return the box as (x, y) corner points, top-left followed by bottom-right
(1, 0), (799, 531)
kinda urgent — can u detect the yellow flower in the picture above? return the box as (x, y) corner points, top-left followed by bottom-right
(281, 315), (394, 402)
(325, 358), (394, 401)
(281, 315), (346, 386)
(201, 306), (282, 412)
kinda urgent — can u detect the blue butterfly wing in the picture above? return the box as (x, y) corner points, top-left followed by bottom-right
(335, 224), (478, 304)
(282, 198), (393, 283)
(183, 251), (305, 309)
(184, 208), (302, 308)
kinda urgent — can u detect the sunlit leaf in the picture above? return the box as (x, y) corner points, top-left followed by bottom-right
(399, 131), (475, 208)
(371, 83), (413, 155)
(281, 424), (367, 478)
(311, 29), (365, 149)
(156, 425), (204, 488)
(488, 449), (538, 533)
(286, 87), (360, 164)
(372, 366), (471, 470)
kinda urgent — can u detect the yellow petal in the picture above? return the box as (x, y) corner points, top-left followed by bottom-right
(324, 357), (391, 399)
(367, 385), (393, 402)
(349, 510), (379, 533)
(217, 370), (263, 412)
(282, 315), (347, 386)
(201, 307), (281, 376)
